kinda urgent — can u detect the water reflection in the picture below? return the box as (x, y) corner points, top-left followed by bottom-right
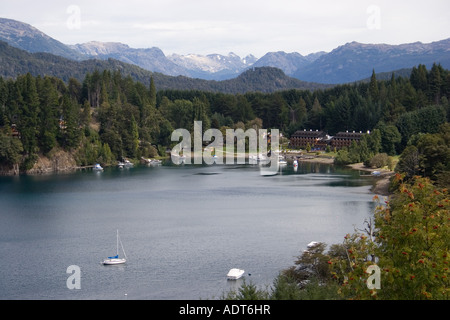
(0, 161), (376, 300)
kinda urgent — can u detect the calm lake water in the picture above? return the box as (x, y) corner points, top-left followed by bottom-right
(0, 161), (377, 300)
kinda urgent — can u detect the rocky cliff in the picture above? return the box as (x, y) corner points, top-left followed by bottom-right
(27, 150), (78, 175)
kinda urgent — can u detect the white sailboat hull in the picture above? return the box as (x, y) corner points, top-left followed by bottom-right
(103, 230), (127, 266)
(102, 258), (126, 265)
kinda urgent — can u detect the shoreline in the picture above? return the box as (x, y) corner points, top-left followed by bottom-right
(1, 153), (395, 196)
(346, 162), (395, 196)
(295, 156), (394, 196)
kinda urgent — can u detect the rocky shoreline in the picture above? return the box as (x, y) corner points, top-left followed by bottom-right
(0, 150), (79, 176)
(27, 150), (78, 175)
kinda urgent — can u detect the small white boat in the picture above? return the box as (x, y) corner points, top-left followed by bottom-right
(249, 154), (268, 164)
(227, 268), (245, 280)
(293, 160), (298, 168)
(117, 161), (125, 169)
(278, 155), (287, 165)
(150, 159), (162, 166)
(93, 163), (104, 171)
(103, 230), (127, 265)
(307, 241), (319, 248)
(124, 159), (134, 168)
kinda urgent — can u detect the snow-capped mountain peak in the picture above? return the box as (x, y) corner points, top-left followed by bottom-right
(167, 52), (256, 77)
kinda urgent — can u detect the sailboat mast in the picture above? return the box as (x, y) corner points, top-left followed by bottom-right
(120, 237), (128, 260)
(116, 229), (119, 256)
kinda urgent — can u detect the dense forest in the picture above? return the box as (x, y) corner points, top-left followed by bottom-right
(0, 63), (449, 183)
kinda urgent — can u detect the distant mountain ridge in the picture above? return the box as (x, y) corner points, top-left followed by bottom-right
(251, 51), (326, 76)
(167, 52), (258, 80)
(0, 40), (330, 93)
(70, 41), (188, 77)
(0, 17), (83, 60)
(294, 39), (450, 84)
(0, 17), (449, 84)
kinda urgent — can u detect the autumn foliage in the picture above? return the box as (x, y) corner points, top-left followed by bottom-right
(331, 175), (449, 299)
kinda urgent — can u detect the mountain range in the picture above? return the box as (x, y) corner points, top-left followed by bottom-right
(0, 39), (330, 94)
(0, 17), (449, 85)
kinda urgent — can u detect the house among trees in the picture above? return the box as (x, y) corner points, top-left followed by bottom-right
(11, 124), (20, 138)
(330, 131), (365, 149)
(290, 129), (328, 150)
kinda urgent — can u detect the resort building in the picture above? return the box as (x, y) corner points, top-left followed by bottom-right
(290, 129), (328, 150)
(330, 131), (365, 149)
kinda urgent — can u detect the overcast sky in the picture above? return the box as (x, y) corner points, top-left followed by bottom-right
(1, 0), (449, 58)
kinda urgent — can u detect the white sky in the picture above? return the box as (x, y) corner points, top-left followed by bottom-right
(1, 0), (449, 58)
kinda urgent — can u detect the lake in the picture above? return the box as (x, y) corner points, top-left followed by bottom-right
(0, 161), (376, 300)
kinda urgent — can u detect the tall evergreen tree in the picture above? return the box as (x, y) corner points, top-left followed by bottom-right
(17, 73), (39, 156)
(38, 77), (60, 154)
(429, 63), (443, 104)
(410, 64), (428, 92)
(369, 69), (379, 101)
(59, 95), (81, 149)
(309, 97), (324, 130)
(149, 76), (157, 108)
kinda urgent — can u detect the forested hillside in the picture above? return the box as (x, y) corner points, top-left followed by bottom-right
(0, 63), (449, 183)
(0, 40), (329, 94)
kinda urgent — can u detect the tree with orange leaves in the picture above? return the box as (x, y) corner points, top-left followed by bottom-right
(331, 175), (449, 300)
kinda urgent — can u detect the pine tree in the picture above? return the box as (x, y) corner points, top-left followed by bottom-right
(129, 115), (139, 158)
(310, 97), (323, 130)
(149, 76), (157, 108)
(18, 73), (40, 156)
(410, 64), (428, 92)
(59, 95), (81, 149)
(193, 97), (211, 130)
(38, 77), (59, 154)
(0, 77), (7, 127)
(80, 100), (92, 127)
(369, 69), (379, 101)
(429, 63), (443, 104)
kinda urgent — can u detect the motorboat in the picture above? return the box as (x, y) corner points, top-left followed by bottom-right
(124, 159), (134, 168)
(93, 163), (104, 171)
(227, 268), (245, 280)
(150, 159), (162, 166)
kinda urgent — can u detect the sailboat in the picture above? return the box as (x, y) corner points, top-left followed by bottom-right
(102, 230), (127, 265)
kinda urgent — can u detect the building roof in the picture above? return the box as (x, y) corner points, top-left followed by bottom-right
(291, 130), (325, 138)
(334, 131), (365, 139)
